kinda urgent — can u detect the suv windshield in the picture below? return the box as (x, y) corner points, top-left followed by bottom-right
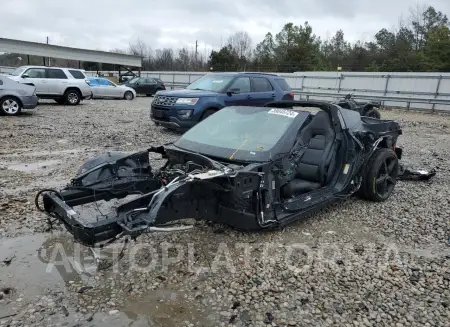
(174, 106), (298, 161)
(185, 74), (235, 92)
(10, 67), (27, 76)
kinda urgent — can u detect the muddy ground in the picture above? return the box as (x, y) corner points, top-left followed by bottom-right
(0, 98), (449, 327)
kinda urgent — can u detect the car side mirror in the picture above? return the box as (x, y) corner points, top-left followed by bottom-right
(22, 74), (29, 78)
(227, 88), (240, 96)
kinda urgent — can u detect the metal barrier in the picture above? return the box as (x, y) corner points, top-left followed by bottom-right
(160, 82), (450, 112)
(141, 71), (450, 112)
(2, 66), (450, 111)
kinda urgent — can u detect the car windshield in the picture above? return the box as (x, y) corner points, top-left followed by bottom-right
(127, 77), (139, 83)
(185, 74), (235, 92)
(174, 106), (298, 161)
(9, 67), (27, 76)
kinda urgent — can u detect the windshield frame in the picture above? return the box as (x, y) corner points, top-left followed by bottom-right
(9, 66), (27, 76)
(173, 106), (310, 163)
(185, 74), (236, 92)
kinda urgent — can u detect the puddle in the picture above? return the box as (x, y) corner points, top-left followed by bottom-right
(0, 234), (64, 297)
(0, 233), (96, 298)
(5, 159), (61, 172)
(122, 288), (211, 326)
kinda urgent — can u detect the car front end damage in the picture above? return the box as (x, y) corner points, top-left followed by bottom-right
(35, 146), (275, 247)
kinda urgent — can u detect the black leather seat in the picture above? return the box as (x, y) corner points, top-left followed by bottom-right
(282, 111), (337, 197)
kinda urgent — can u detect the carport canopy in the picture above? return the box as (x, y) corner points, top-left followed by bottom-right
(0, 37), (142, 68)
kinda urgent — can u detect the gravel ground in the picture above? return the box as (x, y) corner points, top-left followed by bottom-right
(0, 98), (449, 327)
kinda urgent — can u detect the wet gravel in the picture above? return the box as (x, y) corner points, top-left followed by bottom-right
(0, 99), (449, 327)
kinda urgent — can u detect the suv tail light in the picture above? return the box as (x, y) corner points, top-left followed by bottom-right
(162, 83), (166, 89)
(289, 92), (294, 99)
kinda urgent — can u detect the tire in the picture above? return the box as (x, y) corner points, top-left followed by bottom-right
(364, 108), (381, 119)
(124, 91), (134, 100)
(201, 109), (217, 121)
(64, 89), (81, 106)
(0, 96), (22, 116)
(358, 148), (399, 202)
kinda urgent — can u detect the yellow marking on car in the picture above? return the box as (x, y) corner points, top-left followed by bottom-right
(343, 164), (350, 174)
(256, 146), (264, 151)
(229, 138), (248, 160)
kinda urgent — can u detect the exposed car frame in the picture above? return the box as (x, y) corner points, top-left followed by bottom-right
(36, 100), (409, 248)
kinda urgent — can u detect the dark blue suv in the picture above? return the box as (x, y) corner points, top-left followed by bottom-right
(150, 72), (294, 131)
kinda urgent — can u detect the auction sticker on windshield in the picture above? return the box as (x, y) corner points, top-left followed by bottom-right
(268, 108), (298, 118)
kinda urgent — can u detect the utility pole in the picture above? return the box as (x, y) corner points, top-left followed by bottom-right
(195, 40), (198, 70)
(46, 36), (51, 66)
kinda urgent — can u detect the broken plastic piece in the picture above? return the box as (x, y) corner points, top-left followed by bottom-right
(398, 165), (436, 181)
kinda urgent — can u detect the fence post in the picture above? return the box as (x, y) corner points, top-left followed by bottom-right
(188, 74), (191, 84)
(172, 74), (175, 90)
(431, 75), (442, 112)
(337, 73), (343, 94)
(300, 76), (305, 90)
(382, 75), (391, 108)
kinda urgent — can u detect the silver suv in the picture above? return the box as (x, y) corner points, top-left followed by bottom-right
(7, 66), (93, 105)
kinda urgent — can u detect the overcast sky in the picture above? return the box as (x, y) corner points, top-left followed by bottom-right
(2, 0), (449, 56)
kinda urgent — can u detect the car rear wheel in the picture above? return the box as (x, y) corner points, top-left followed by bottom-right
(358, 148), (399, 202)
(364, 108), (381, 119)
(124, 91), (134, 100)
(64, 89), (81, 106)
(0, 97), (22, 116)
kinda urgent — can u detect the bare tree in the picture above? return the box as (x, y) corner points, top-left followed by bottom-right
(128, 38), (151, 57)
(227, 31), (253, 59)
(408, 2), (428, 49)
(109, 48), (128, 54)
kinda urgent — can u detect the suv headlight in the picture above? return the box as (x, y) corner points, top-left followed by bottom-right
(176, 98), (199, 105)
(178, 109), (193, 118)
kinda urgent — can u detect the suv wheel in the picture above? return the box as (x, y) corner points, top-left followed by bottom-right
(0, 97), (22, 116)
(64, 89), (81, 106)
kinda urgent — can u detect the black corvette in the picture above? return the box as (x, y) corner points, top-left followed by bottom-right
(36, 100), (405, 247)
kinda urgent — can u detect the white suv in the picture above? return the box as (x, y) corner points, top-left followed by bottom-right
(8, 66), (93, 105)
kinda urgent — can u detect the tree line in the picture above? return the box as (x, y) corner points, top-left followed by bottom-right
(210, 4), (449, 72)
(0, 4), (448, 73)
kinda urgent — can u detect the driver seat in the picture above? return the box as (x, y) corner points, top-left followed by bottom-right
(282, 111), (338, 197)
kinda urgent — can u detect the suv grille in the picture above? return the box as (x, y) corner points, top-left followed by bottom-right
(153, 95), (178, 107)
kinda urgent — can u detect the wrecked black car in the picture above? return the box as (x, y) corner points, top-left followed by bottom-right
(334, 93), (382, 119)
(36, 100), (405, 247)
